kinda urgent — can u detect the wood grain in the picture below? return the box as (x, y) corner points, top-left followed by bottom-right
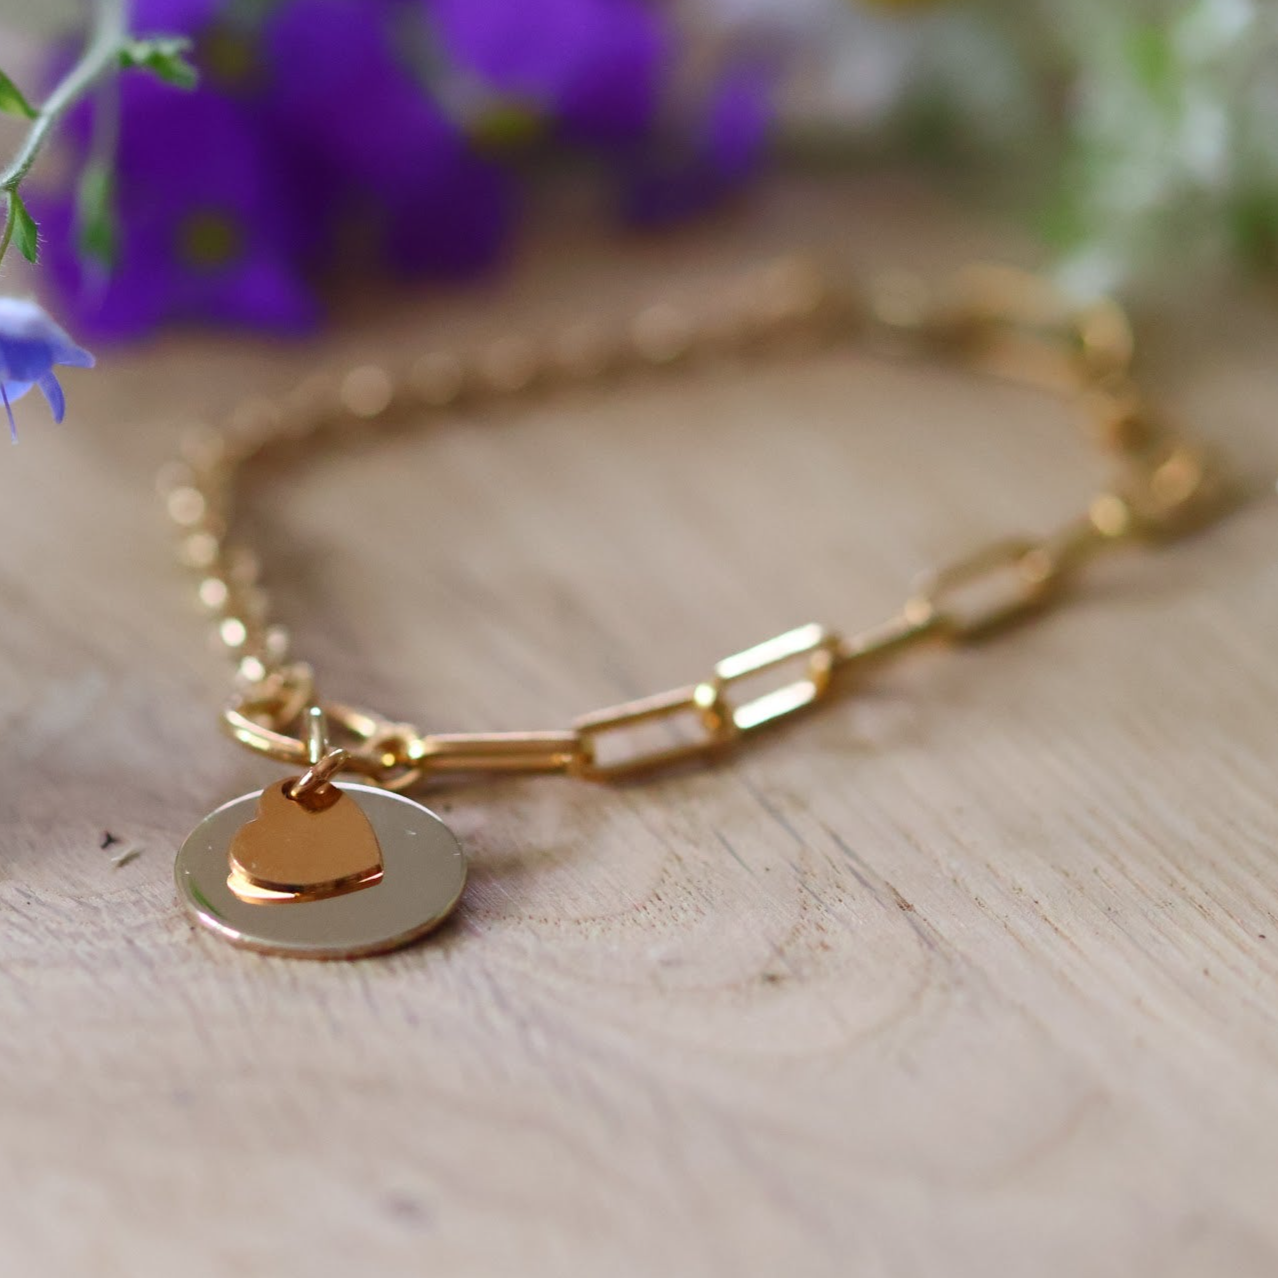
(1, 177), (1276, 1278)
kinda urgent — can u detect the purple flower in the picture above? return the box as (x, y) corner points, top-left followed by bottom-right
(0, 298), (94, 439)
(36, 0), (776, 339)
(620, 56), (776, 226)
(430, 0), (670, 146)
(259, 0), (512, 277)
(428, 0), (773, 224)
(38, 71), (317, 341)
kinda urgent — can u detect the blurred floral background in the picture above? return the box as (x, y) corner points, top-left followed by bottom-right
(0, 0), (1275, 381)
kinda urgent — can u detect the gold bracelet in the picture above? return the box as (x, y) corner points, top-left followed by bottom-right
(163, 259), (1226, 959)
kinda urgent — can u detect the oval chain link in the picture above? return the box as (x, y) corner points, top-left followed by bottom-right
(159, 259), (1228, 789)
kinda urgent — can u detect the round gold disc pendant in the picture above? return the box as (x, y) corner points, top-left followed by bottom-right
(175, 783), (466, 959)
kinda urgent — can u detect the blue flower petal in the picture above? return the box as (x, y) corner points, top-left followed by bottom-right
(0, 298), (93, 433)
(0, 337), (59, 383)
(0, 298), (96, 372)
(47, 338), (95, 369)
(37, 372), (66, 423)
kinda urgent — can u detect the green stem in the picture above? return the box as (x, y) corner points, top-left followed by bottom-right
(0, 0), (129, 193)
(0, 0), (129, 265)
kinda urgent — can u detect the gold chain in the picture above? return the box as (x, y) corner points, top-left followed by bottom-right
(159, 259), (1227, 792)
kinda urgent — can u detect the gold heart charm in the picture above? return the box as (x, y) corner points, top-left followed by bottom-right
(227, 779), (385, 905)
(178, 782), (467, 957)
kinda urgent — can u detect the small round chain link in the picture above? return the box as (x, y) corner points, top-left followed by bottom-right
(160, 259), (1228, 788)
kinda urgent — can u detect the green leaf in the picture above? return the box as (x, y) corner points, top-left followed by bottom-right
(1228, 188), (1278, 269)
(76, 162), (117, 268)
(0, 69), (37, 119)
(1125, 22), (1178, 112)
(119, 36), (199, 90)
(8, 189), (39, 264)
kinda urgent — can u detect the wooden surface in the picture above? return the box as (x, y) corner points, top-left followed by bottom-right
(1, 178), (1276, 1278)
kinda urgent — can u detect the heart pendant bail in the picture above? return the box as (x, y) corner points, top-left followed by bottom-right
(287, 705), (349, 809)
